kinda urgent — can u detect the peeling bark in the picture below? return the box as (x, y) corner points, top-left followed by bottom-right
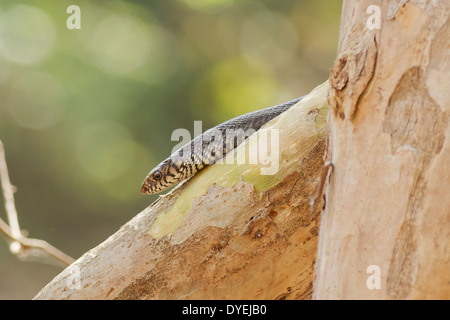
(314, 0), (450, 300)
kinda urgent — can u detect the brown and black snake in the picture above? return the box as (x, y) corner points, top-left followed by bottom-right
(141, 96), (303, 194)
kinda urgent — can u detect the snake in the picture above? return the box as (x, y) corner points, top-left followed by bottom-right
(141, 96), (303, 194)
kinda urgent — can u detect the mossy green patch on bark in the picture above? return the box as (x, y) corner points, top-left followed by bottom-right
(149, 81), (329, 239)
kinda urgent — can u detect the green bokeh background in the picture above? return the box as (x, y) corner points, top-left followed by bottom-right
(0, 0), (341, 299)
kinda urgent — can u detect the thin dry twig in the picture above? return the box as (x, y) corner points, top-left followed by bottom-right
(0, 139), (75, 267)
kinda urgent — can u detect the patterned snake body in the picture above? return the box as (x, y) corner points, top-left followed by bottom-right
(141, 96), (303, 194)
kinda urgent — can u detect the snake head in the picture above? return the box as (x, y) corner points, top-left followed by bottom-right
(141, 157), (182, 194)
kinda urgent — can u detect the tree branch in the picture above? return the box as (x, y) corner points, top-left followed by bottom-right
(0, 139), (75, 267)
(34, 82), (330, 300)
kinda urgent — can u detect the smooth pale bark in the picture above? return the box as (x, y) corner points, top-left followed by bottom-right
(314, 0), (450, 299)
(34, 83), (329, 300)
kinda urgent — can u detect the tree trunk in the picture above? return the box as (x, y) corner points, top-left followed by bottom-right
(314, 0), (450, 299)
(35, 0), (449, 300)
(34, 83), (329, 300)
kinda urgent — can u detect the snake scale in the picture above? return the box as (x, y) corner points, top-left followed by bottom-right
(141, 96), (303, 194)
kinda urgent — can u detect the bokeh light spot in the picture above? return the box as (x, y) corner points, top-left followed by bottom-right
(241, 11), (298, 68)
(206, 58), (278, 121)
(76, 121), (136, 181)
(89, 15), (151, 75)
(7, 71), (66, 130)
(0, 5), (55, 65)
(102, 143), (154, 201)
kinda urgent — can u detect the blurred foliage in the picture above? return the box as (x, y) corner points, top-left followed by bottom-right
(0, 0), (341, 299)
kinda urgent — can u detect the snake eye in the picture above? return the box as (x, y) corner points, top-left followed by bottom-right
(153, 170), (162, 180)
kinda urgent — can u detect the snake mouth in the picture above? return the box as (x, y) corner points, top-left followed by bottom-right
(140, 182), (151, 194)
